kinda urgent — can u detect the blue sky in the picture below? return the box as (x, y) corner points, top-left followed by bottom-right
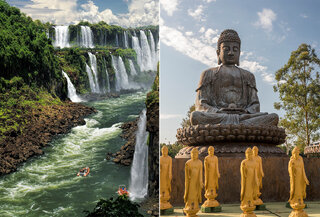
(160, 0), (320, 143)
(7, 0), (159, 27)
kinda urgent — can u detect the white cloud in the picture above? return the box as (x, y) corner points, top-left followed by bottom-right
(201, 28), (219, 45)
(19, 0), (159, 27)
(300, 14), (308, 19)
(254, 8), (277, 32)
(204, 0), (216, 2)
(188, 5), (204, 21)
(185, 31), (193, 36)
(160, 114), (183, 119)
(199, 27), (205, 33)
(161, 25), (218, 66)
(160, 0), (179, 16)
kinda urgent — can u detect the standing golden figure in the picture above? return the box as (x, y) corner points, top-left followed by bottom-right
(184, 148), (203, 217)
(288, 147), (309, 217)
(240, 148), (258, 217)
(201, 146), (221, 213)
(252, 146), (264, 208)
(160, 145), (174, 214)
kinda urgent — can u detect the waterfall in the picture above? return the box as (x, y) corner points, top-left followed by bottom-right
(62, 70), (82, 102)
(85, 63), (98, 93)
(132, 35), (142, 70)
(105, 67), (111, 93)
(129, 109), (149, 200)
(111, 55), (129, 91)
(54, 26), (70, 48)
(88, 52), (100, 93)
(115, 34), (119, 47)
(139, 30), (153, 71)
(124, 31), (129, 48)
(129, 59), (137, 76)
(80, 26), (94, 48)
(149, 30), (157, 70)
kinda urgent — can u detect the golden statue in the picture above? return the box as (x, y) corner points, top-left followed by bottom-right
(288, 147), (309, 217)
(201, 146), (220, 210)
(160, 145), (173, 211)
(240, 148), (258, 217)
(184, 148), (203, 217)
(252, 146), (264, 206)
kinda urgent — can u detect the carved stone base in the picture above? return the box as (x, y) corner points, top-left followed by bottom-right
(286, 202), (308, 209)
(160, 207), (174, 215)
(183, 208), (199, 217)
(160, 201), (173, 210)
(177, 124), (286, 146)
(240, 204), (256, 217)
(254, 198), (263, 206)
(202, 199), (220, 208)
(201, 205), (222, 213)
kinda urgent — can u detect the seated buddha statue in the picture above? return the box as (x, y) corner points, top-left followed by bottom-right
(190, 29), (278, 126)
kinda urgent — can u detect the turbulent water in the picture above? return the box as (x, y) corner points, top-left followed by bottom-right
(0, 92), (147, 217)
(129, 109), (149, 201)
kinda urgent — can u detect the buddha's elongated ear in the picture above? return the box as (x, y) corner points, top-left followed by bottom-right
(217, 50), (221, 65)
(236, 58), (240, 66)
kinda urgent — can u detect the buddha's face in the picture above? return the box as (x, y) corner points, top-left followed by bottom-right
(246, 150), (253, 160)
(208, 147), (214, 156)
(162, 146), (168, 157)
(292, 150), (299, 159)
(218, 41), (240, 65)
(253, 147), (258, 156)
(191, 149), (198, 160)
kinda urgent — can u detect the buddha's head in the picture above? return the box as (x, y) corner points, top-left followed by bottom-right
(208, 146), (215, 156)
(216, 29), (241, 66)
(292, 147), (300, 159)
(191, 148), (199, 160)
(252, 146), (259, 156)
(245, 148), (253, 160)
(161, 145), (168, 157)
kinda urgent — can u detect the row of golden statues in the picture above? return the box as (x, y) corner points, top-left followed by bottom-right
(160, 146), (309, 217)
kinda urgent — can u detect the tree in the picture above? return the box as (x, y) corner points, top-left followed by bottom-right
(274, 43), (320, 152)
(180, 104), (195, 128)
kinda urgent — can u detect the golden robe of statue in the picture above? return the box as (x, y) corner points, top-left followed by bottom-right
(160, 145), (173, 210)
(288, 147), (309, 217)
(240, 148), (258, 217)
(252, 146), (264, 205)
(202, 146), (220, 208)
(184, 148), (203, 217)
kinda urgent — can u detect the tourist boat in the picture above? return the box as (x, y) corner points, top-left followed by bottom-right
(117, 185), (129, 196)
(77, 167), (90, 177)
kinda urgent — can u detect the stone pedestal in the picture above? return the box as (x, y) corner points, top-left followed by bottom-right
(201, 205), (222, 213)
(255, 204), (266, 210)
(160, 207), (174, 215)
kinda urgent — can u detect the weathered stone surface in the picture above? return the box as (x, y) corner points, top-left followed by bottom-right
(170, 156), (320, 205)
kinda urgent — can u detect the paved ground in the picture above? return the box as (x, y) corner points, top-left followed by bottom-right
(161, 201), (320, 217)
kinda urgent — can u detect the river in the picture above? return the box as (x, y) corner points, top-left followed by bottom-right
(0, 91), (146, 217)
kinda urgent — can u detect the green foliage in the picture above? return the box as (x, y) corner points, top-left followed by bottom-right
(114, 48), (137, 61)
(0, 0), (62, 94)
(0, 77), (62, 141)
(160, 143), (184, 158)
(181, 104), (196, 128)
(274, 43), (320, 151)
(145, 66), (159, 108)
(84, 195), (143, 217)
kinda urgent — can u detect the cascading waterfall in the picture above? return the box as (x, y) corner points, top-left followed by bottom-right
(81, 26), (94, 48)
(124, 31), (129, 48)
(132, 35), (142, 70)
(111, 55), (129, 91)
(86, 63), (98, 93)
(129, 60), (137, 76)
(129, 109), (149, 200)
(139, 30), (153, 71)
(62, 70), (82, 102)
(148, 30), (158, 70)
(54, 26), (70, 48)
(105, 68), (111, 93)
(115, 34), (119, 47)
(88, 52), (100, 93)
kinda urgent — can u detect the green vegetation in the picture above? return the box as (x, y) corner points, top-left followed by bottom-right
(84, 195), (143, 217)
(0, 0), (62, 95)
(0, 77), (62, 141)
(181, 104), (195, 128)
(274, 43), (320, 152)
(145, 63), (159, 108)
(160, 143), (184, 158)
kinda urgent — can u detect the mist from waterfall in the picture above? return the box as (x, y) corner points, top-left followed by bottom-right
(129, 109), (149, 201)
(54, 26), (70, 48)
(62, 70), (82, 102)
(80, 26), (94, 48)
